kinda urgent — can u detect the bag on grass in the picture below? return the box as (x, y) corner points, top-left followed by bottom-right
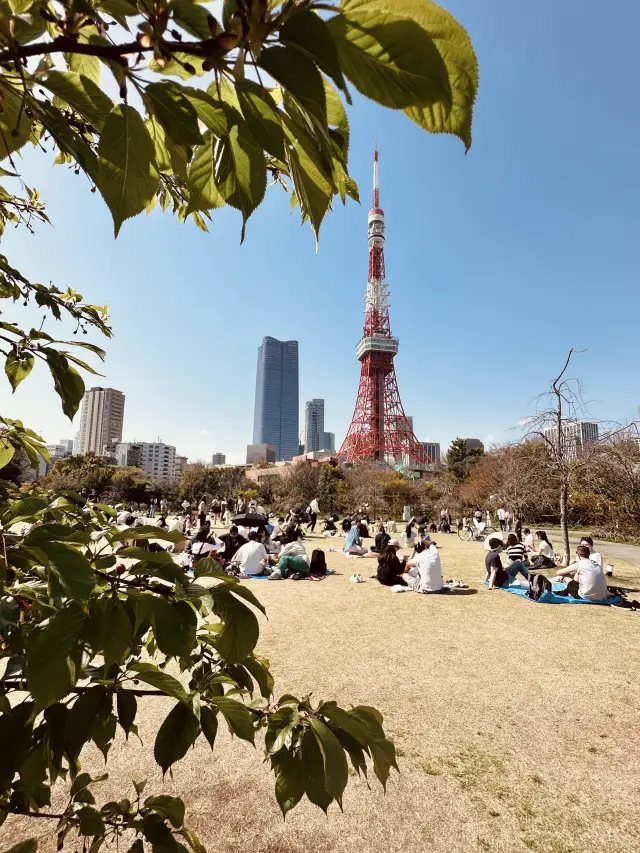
(527, 573), (552, 601)
(309, 549), (327, 576)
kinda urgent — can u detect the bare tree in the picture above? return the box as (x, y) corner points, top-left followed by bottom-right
(521, 349), (637, 563)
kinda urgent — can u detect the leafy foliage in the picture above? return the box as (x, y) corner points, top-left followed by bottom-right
(0, 480), (397, 850)
(445, 437), (484, 482)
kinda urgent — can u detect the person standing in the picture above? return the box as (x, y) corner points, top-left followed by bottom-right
(514, 515), (523, 542)
(497, 507), (506, 531)
(307, 496), (320, 532)
(148, 497), (157, 519)
(485, 509), (491, 527)
(505, 509), (513, 532)
(198, 496), (207, 528)
(211, 497), (221, 525)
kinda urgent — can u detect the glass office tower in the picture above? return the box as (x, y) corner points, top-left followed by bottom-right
(253, 337), (299, 461)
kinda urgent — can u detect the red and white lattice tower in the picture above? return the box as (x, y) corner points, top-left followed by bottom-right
(339, 148), (430, 467)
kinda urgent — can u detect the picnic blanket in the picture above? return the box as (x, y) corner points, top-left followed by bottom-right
(242, 569), (336, 582)
(486, 579), (621, 606)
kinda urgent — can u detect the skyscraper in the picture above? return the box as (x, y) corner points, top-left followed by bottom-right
(304, 399), (325, 453)
(211, 453), (226, 466)
(253, 337), (299, 461)
(322, 432), (335, 452)
(77, 387), (125, 455)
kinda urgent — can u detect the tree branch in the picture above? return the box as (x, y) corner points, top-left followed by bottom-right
(0, 34), (224, 66)
(1, 679), (167, 696)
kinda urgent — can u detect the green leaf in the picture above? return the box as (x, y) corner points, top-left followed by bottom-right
(310, 718), (348, 805)
(258, 45), (326, 123)
(67, 53), (101, 87)
(214, 125), (266, 240)
(33, 101), (99, 182)
(319, 703), (371, 746)
(64, 686), (110, 761)
(144, 795), (185, 829)
(116, 690), (137, 737)
(393, 0), (478, 150)
(117, 547), (174, 564)
(2, 841), (37, 853)
(129, 662), (189, 703)
(97, 105), (158, 237)
(301, 728), (333, 813)
(103, 600), (132, 666)
(213, 696), (255, 744)
(243, 655), (274, 700)
(280, 9), (347, 95)
(350, 705), (397, 789)
(78, 806), (106, 836)
(96, 0), (138, 29)
(45, 350), (85, 420)
(186, 132), (224, 215)
(0, 438), (15, 469)
(5, 350), (34, 391)
(326, 0), (451, 109)
(273, 749), (304, 817)
(0, 701), (34, 790)
(236, 80), (286, 161)
(40, 71), (114, 132)
(8, 0), (34, 13)
(211, 585), (260, 663)
(0, 80), (32, 160)
(144, 82), (203, 147)
(285, 135), (332, 241)
(109, 526), (185, 543)
(200, 705), (218, 750)
(170, 0), (213, 39)
(25, 604), (88, 707)
(38, 541), (95, 600)
(148, 599), (197, 658)
(154, 702), (200, 774)
(184, 90), (236, 136)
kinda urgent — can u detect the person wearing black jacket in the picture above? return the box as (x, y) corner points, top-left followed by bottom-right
(376, 543), (407, 586)
(219, 525), (248, 564)
(371, 524), (391, 553)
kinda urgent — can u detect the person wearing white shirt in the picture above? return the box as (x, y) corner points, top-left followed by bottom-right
(552, 545), (609, 601)
(231, 531), (268, 576)
(181, 499), (191, 515)
(403, 541), (444, 593)
(530, 530), (556, 569)
(497, 507), (506, 531)
(306, 497), (320, 533)
(580, 536), (603, 569)
(523, 528), (535, 552)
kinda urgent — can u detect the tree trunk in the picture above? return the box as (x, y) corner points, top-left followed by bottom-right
(560, 481), (570, 565)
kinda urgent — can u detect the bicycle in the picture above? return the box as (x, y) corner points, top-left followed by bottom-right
(458, 520), (496, 542)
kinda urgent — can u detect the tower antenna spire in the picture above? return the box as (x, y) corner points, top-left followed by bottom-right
(372, 140), (380, 209)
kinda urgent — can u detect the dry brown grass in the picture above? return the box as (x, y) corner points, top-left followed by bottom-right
(5, 534), (640, 853)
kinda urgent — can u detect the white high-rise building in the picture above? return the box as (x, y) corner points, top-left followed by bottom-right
(304, 399), (325, 453)
(77, 387), (125, 455)
(105, 441), (176, 481)
(211, 453), (226, 466)
(543, 420), (599, 461)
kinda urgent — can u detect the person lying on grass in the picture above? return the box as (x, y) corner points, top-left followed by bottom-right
(485, 537), (529, 590)
(551, 544), (609, 601)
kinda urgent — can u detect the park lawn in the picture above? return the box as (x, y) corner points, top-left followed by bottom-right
(6, 533), (640, 853)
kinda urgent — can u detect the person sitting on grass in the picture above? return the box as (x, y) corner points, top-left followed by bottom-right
(505, 533), (528, 565)
(530, 530), (556, 569)
(523, 527), (535, 552)
(376, 542), (407, 587)
(341, 521), (367, 556)
(190, 525), (223, 565)
(552, 544), (609, 601)
(322, 517), (338, 537)
(219, 525), (248, 565)
(372, 524), (391, 553)
(230, 530), (269, 577)
(403, 540), (445, 594)
(403, 522), (417, 547)
(485, 537), (529, 590)
(580, 535), (604, 570)
(268, 532), (311, 580)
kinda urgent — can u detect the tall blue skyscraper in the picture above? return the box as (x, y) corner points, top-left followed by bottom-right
(253, 337), (299, 461)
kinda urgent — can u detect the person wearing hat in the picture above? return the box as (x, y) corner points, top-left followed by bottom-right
(485, 536), (529, 590)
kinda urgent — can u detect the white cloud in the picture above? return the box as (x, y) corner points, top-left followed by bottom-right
(199, 429), (211, 436)
(518, 417), (534, 427)
(483, 432), (495, 446)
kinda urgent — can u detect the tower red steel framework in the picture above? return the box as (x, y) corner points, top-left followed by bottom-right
(339, 149), (430, 467)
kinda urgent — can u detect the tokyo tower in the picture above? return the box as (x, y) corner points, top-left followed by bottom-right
(339, 148), (430, 467)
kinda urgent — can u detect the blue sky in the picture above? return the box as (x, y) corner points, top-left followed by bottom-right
(3, 0), (639, 464)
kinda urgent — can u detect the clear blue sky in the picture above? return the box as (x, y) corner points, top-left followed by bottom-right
(3, 0), (640, 464)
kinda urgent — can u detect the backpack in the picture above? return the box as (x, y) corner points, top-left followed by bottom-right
(309, 549), (327, 576)
(527, 572), (552, 601)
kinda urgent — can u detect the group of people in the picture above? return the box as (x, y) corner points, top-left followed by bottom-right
(485, 530), (610, 601)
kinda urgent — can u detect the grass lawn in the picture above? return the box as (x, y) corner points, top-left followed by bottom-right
(6, 533), (640, 853)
